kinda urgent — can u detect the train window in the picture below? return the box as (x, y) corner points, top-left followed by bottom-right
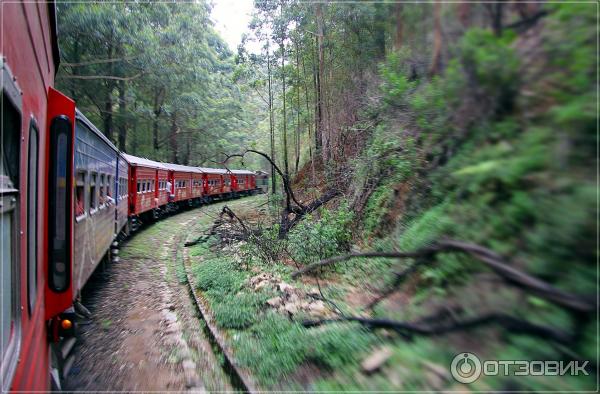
(75, 172), (86, 220)
(1, 85), (21, 374)
(142, 181), (146, 193)
(151, 180), (155, 192)
(27, 121), (39, 313)
(99, 174), (105, 207)
(106, 175), (112, 201)
(48, 115), (73, 293)
(89, 173), (97, 213)
(137, 180), (141, 193)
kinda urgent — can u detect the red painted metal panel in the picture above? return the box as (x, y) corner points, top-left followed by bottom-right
(157, 169), (169, 207)
(130, 166), (157, 215)
(171, 171), (192, 202)
(191, 173), (203, 198)
(203, 173), (222, 196)
(44, 87), (75, 320)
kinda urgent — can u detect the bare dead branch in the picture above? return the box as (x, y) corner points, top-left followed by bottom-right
(291, 239), (595, 314)
(291, 249), (437, 279)
(221, 149), (305, 211)
(302, 312), (574, 344)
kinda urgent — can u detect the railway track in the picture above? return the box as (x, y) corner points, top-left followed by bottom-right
(64, 199), (262, 391)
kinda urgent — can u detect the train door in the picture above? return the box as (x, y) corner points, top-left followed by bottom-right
(231, 174), (238, 192)
(1, 63), (23, 390)
(45, 88), (76, 320)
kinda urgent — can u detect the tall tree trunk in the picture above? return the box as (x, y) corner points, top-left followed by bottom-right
(153, 86), (165, 153)
(280, 32), (290, 185)
(300, 45), (313, 164)
(266, 40), (277, 194)
(280, 0), (290, 209)
(491, 3), (504, 36)
(315, 2), (325, 161)
(294, 37), (301, 174)
(169, 111), (178, 164)
(103, 34), (114, 140)
(312, 36), (321, 156)
(429, 2), (443, 76)
(393, 3), (403, 51)
(457, 2), (471, 27)
(117, 79), (127, 151)
(103, 93), (113, 141)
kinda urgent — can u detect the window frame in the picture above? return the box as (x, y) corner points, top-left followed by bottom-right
(75, 171), (87, 222)
(27, 119), (39, 314)
(106, 175), (112, 200)
(99, 173), (106, 209)
(89, 172), (98, 215)
(1, 68), (23, 390)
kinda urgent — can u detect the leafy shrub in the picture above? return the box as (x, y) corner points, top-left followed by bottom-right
(397, 202), (453, 251)
(287, 203), (354, 265)
(308, 323), (376, 369)
(210, 292), (265, 329)
(236, 313), (309, 386)
(459, 28), (519, 112)
(192, 257), (245, 294)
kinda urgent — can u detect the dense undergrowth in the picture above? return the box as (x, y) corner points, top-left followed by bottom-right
(190, 4), (596, 391)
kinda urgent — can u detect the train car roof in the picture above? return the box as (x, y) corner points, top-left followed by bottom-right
(230, 169), (255, 175)
(197, 167), (228, 175)
(162, 163), (203, 173)
(122, 153), (168, 170)
(75, 109), (119, 153)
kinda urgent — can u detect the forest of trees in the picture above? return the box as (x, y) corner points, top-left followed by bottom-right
(57, 2), (262, 166)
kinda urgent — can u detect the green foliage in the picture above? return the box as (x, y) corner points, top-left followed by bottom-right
(287, 203), (354, 265)
(397, 202), (452, 251)
(459, 28), (519, 93)
(308, 323), (376, 370)
(193, 257), (245, 295)
(236, 313), (309, 386)
(210, 292), (265, 329)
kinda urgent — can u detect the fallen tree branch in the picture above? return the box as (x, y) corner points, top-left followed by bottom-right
(222, 206), (248, 233)
(302, 312), (574, 344)
(292, 239), (595, 314)
(291, 249), (437, 279)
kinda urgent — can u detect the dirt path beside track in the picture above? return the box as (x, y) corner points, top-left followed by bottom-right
(64, 207), (233, 392)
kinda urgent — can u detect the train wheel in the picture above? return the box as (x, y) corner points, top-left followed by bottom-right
(49, 327), (78, 390)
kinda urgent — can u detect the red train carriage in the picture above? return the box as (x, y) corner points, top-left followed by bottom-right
(199, 167), (227, 199)
(164, 163), (203, 207)
(231, 169), (257, 195)
(156, 165), (170, 208)
(123, 153), (167, 228)
(2, 2), (78, 390)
